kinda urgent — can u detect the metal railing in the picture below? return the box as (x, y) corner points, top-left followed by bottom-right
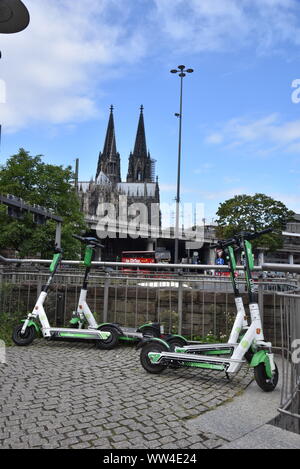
(0, 259), (298, 342)
(273, 290), (300, 433)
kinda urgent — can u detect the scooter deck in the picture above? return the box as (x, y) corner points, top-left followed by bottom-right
(180, 343), (238, 354)
(149, 350), (245, 366)
(119, 327), (143, 341)
(46, 327), (110, 341)
(121, 327), (143, 335)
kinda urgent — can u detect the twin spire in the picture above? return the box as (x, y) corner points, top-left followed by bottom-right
(133, 105), (148, 160)
(96, 106), (153, 184)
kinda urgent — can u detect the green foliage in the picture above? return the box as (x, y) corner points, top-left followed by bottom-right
(0, 283), (26, 346)
(160, 309), (179, 334)
(0, 149), (87, 258)
(216, 193), (294, 251)
(189, 332), (228, 343)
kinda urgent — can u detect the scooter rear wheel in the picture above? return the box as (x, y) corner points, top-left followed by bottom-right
(140, 326), (160, 338)
(140, 342), (168, 374)
(96, 325), (119, 350)
(166, 337), (187, 351)
(12, 324), (35, 346)
(254, 363), (279, 392)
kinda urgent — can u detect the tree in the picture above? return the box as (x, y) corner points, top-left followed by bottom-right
(0, 149), (87, 258)
(215, 193), (294, 251)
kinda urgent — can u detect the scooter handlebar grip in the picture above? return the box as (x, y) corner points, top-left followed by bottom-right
(210, 238), (236, 249)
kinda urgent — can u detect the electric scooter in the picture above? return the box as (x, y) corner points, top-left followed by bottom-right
(139, 228), (279, 392)
(69, 235), (188, 350)
(12, 246), (111, 347)
(138, 238), (250, 358)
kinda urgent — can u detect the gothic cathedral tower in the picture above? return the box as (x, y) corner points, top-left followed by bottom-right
(127, 106), (154, 183)
(96, 106), (121, 184)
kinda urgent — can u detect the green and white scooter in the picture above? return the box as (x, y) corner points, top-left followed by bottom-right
(138, 237), (250, 358)
(139, 228), (279, 392)
(69, 235), (187, 350)
(12, 246), (111, 347)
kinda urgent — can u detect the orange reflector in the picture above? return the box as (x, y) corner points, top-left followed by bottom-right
(256, 328), (261, 334)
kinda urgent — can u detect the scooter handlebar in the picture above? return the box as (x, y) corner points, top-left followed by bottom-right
(235, 227), (273, 241)
(210, 227), (273, 249)
(246, 227), (273, 240)
(72, 234), (104, 249)
(210, 238), (237, 249)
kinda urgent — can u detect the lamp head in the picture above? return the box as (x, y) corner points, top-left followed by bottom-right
(0, 0), (30, 34)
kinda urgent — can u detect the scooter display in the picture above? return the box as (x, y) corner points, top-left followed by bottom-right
(12, 246), (111, 347)
(139, 228), (279, 392)
(69, 235), (188, 350)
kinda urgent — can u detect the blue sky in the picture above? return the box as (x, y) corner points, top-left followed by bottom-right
(1, 0), (300, 223)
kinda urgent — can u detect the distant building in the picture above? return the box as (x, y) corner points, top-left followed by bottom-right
(257, 214), (300, 265)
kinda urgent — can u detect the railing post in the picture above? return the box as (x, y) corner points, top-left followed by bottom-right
(103, 277), (110, 322)
(258, 281), (264, 325)
(178, 279), (183, 335)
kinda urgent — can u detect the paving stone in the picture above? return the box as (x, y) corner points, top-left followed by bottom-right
(0, 341), (252, 449)
(111, 434), (128, 443)
(71, 442), (92, 449)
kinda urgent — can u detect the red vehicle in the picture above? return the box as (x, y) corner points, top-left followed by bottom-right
(121, 250), (171, 274)
(121, 251), (156, 264)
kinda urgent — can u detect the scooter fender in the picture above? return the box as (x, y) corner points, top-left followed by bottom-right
(97, 323), (123, 336)
(165, 334), (187, 342)
(250, 350), (273, 379)
(136, 337), (171, 351)
(136, 322), (161, 334)
(21, 319), (40, 333)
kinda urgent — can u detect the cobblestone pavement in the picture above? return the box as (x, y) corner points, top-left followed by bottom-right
(0, 340), (253, 449)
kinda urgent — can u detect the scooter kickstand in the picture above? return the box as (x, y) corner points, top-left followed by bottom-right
(225, 372), (231, 381)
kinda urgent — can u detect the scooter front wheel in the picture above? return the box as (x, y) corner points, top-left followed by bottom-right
(12, 324), (35, 346)
(140, 342), (168, 374)
(96, 326), (119, 350)
(254, 363), (279, 392)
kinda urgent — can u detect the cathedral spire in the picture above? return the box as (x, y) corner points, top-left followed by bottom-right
(133, 105), (148, 159)
(102, 105), (117, 161)
(127, 106), (153, 183)
(96, 106), (121, 184)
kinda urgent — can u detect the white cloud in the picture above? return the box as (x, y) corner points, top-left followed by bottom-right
(270, 192), (300, 213)
(205, 113), (300, 155)
(152, 0), (300, 54)
(160, 184), (177, 192)
(2, 0), (300, 134)
(194, 163), (215, 174)
(205, 133), (224, 145)
(0, 0), (146, 132)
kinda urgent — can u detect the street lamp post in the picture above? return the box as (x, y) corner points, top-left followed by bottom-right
(0, 0), (30, 148)
(170, 65), (194, 264)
